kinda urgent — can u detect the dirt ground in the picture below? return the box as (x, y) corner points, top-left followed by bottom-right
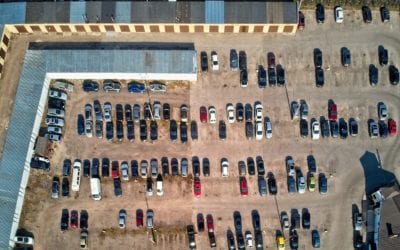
(1, 9), (399, 250)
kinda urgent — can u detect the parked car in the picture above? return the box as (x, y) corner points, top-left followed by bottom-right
(111, 161), (119, 179)
(300, 100), (308, 120)
(341, 47), (351, 67)
(307, 155), (317, 173)
(339, 118), (348, 139)
(82, 80), (99, 92)
(315, 68), (324, 87)
(298, 11), (305, 30)
(334, 6), (344, 23)
(150, 121), (158, 141)
(131, 160), (139, 177)
(321, 118), (330, 138)
(245, 103), (253, 121)
(251, 210), (261, 231)
(62, 177), (69, 197)
(302, 210), (311, 230)
(312, 230), (320, 248)
(258, 176), (267, 196)
(281, 212), (290, 230)
(378, 45), (389, 66)
(51, 177), (60, 199)
(362, 6), (372, 23)
(221, 158), (229, 177)
(103, 80), (121, 92)
(349, 118), (358, 136)
(203, 158), (210, 177)
(312, 121), (320, 140)
(63, 159), (71, 176)
(238, 161), (246, 176)
(49, 89), (68, 101)
(140, 120), (147, 141)
(77, 115), (85, 135)
(146, 179), (153, 196)
(14, 235), (35, 246)
(330, 120), (339, 138)
(226, 103), (235, 123)
(354, 212), (363, 231)
(187, 225), (197, 249)
(268, 68), (276, 87)
(230, 49), (238, 71)
(161, 157), (169, 176)
(369, 64), (379, 87)
(240, 69), (248, 87)
(258, 65), (267, 88)
(193, 177), (201, 198)
(314, 48), (323, 68)
(379, 120), (388, 138)
(170, 120), (177, 141)
(316, 3), (325, 23)
(380, 6), (390, 23)
(192, 156), (201, 177)
(268, 173), (278, 195)
(200, 106), (207, 123)
(255, 121), (263, 140)
(378, 102), (388, 120)
(240, 177), (248, 196)
(297, 174), (306, 194)
(388, 119), (397, 135)
(48, 108), (65, 118)
(247, 157), (256, 176)
(276, 64), (285, 86)
(267, 52), (276, 68)
(369, 120), (379, 138)
(133, 104), (141, 122)
(328, 101), (337, 121)
(286, 156), (296, 176)
(389, 65), (399, 85)
(171, 158), (179, 176)
(180, 121), (188, 143)
(150, 159), (158, 179)
(128, 81), (145, 93)
(83, 159), (90, 177)
(256, 156), (265, 176)
(121, 162), (129, 181)
(239, 50), (247, 70)
(245, 231), (253, 248)
(308, 173), (316, 192)
(300, 119), (308, 138)
(233, 211), (242, 232)
(116, 121), (124, 141)
(219, 121), (227, 140)
(149, 82), (166, 92)
(70, 210), (79, 229)
(319, 174), (328, 194)
(200, 51), (208, 72)
(106, 121), (113, 141)
(211, 51), (219, 71)
(197, 213), (205, 232)
(246, 121), (254, 139)
(208, 106), (217, 124)
(181, 158), (189, 177)
(254, 102), (263, 122)
(162, 103), (170, 120)
(60, 208), (69, 231)
(80, 210), (89, 229)
(146, 209), (154, 229)
(291, 101), (300, 120)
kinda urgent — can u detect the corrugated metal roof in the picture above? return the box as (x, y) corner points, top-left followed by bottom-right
(115, 1), (131, 23)
(70, 1), (86, 23)
(266, 1), (298, 24)
(225, 2), (265, 24)
(205, 0), (224, 24)
(0, 2), (26, 35)
(26, 2), (70, 23)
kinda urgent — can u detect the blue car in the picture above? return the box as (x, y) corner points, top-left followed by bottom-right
(128, 82), (145, 93)
(312, 230), (320, 248)
(82, 80), (99, 92)
(77, 114), (85, 135)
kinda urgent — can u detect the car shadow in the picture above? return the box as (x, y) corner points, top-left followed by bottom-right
(359, 151), (397, 195)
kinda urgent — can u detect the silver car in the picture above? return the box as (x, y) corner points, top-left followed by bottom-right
(103, 102), (112, 122)
(133, 104), (141, 122)
(151, 159), (158, 179)
(121, 162), (129, 181)
(47, 108), (65, 118)
(291, 101), (300, 120)
(103, 80), (121, 92)
(85, 104), (92, 121)
(147, 209), (154, 228)
(181, 158), (188, 177)
(119, 209), (126, 229)
(258, 176), (267, 196)
(153, 101), (161, 120)
(45, 117), (64, 127)
(141, 160), (148, 178)
(51, 177), (59, 199)
(300, 100), (308, 120)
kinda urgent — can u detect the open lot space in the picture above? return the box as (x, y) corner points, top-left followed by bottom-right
(2, 9), (399, 250)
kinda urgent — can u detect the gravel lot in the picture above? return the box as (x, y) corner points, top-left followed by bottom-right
(1, 9), (398, 250)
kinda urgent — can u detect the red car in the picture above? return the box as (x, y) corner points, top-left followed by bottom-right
(70, 210), (79, 229)
(388, 119), (397, 135)
(136, 209), (143, 227)
(328, 102), (337, 121)
(298, 11), (305, 30)
(194, 177), (201, 198)
(111, 161), (119, 179)
(267, 52), (276, 68)
(200, 106), (207, 123)
(206, 214), (214, 232)
(240, 177), (248, 197)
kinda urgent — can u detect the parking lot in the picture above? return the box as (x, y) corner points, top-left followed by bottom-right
(4, 9), (399, 250)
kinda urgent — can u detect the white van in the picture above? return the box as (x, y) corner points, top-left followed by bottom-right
(156, 175), (163, 196)
(72, 160), (82, 192)
(90, 178), (102, 201)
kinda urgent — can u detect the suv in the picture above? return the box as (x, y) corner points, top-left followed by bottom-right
(316, 4), (325, 23)
(258, 65), (267, 88)
(211, 51), (219, 71)
(341, 47), (351, 67)
(230, 49), (238, 71)
(200, 51), (208, 72)
(103, 80), (121, 92)
(286, 156), (295, 176)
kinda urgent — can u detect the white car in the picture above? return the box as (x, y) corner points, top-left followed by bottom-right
(103, 102), (112, 122)
(245, 231), (253, 248)
(226, 104), (235, 123)
(153, 101), (161, 120)
(354, 212), (363, 231)
(141, 161), (148, 178)
(221, 159), (229, 177)
(378, 102), (388, 120)
(255, 122), (263, 140)
(281, 212), (290, 230)
(369, 121), (379, 138)
(265, 119), (272, 139)
(335, 6), (344, 23)
(286, 157), (295, 176)
(48, 126), (62, 134)
(14, 236), (34, 246)
(121, 162), (129, 181)
(49, 89), (67, 101)
(211, 52), (219, 71)
(254, 103), (263, 122)
(209, 107), (217, 124)
(311, 121), (320, 140)
(47, 133), (61, 142)
(298, 176), (306, 194)
(119, 209), (126, 229)
(47, 108), (65, 118)
(85, 120), (93, 138)
(45, 117), (64, 127)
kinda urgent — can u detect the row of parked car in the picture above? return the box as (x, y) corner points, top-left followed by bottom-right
(59, 209), (89, 249)
(46, 89), (70, 142)
(117, 209), (154, 229)
(81, 79), (166, 93)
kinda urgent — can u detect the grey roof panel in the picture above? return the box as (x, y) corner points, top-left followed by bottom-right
(189, 2), (205, 23)
(26, 2), (70, 23)
(266, 1), (298, 24)
(132, 2), (177, 23)
(205, 0), (224, 24)
(225, 2), (266, 24)
(0, 2), (26, 35)
(70, 2), (86, 23)
(115, 1), (132, 23)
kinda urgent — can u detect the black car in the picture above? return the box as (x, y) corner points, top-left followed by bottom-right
(330, 120), (339, 138)
(239, 50), (247, 70)
(61, 177), (69, 197)
(237, 232), (245, 250)
(267, 68), (276, 87)
(389, 65), (399, 85)
(307, 155), (317, 173)
(82, 80), (99, 92)
(163, 103), (170, 120)
(254, 230), (263, 249)
(362, 6), (372, 23)
(256, 156), (265, 176)
(191, 121), (198, 141)
(369, 64), (379, 87)
(91, 158), (100, 178)
(63, 159), (71, 176)
(48, 98), (65, 110)
(276, 65), (285, 86)
(93, 100), (102, 121)
(378, 46), (389, 66)
(251, 210), (261, 231)
(83, 159), (90, 177)
(315, 68), (324, 87)
(316, 4), (325, 23)
(171, 158), (179, 176)
(106, 121), (113, 141)
(116, 104), (123, 122)
(320, 118), (330, 138)
(143, 102), (152, 120)
(60, 209), (69, 231)
(314, 48), (323, 68)
(236, 103), (244, 122)
(290, 229), (299, 249)
(379, 120), (388, 138)
(116, 121), (124, 141)
(80, 210), (89, 229)
(200, 51), (208, 72)
(302, 209), (311, 230)
(300, 119), (308, 138)
(102, 158), (110, 177)
(380, 6), (390, 23)
(339, 118), (348, 139)
(180, 122), (188, 143)
(341, 47), (351, 67)
(202, 158), (210, 177)
(197, 213), (205, 232)
(125, 104), (132, 121)
(77, 114), (85, 135)
(127, 121), (134, 141)
(349, 118), (358, 136)
(113, 178), (122, 197)
(131, 160), (139, 177)
(161, 157), (169, 176)
(170, 120), (178, 141)
(219, 120), (227, 140)
(30, 156), (50, 171)
(233, 211), (242, 233)
(150, 121), (158, 141)
(95, 120), (103, 138)
(247, 157), (256, 176)
(240, 69), (248, 87)
(227, 230), (236, 250)
(258, 65), (267, 88)
(230, 49), (238, 70)
(192, 156), (201, 177)
(140, 120), (147, 141)
(268, 173), (277, 195)
(245, 103), (252, 121)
